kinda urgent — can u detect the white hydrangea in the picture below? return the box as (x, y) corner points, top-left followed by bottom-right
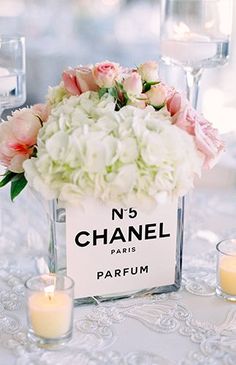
(47, 82), (70, 107)
(24, 91), (204, 206)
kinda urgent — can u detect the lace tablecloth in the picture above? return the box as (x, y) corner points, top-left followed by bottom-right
(0, 181), (236, 365)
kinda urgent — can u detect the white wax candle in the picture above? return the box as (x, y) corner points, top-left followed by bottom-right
(0, 67), (17, 94)
(28, 291), (72, 338)
(219, 255), (236, 296)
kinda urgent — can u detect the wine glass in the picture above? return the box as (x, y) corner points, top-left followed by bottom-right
(160, 0), (233, 108)
(0, 35), (26, 119)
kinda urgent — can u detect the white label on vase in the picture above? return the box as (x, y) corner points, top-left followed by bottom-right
(66, 198), (178, 299)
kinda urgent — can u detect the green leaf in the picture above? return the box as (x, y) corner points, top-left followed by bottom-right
(115, 81), (124, 90)
(153, 103), (165, 111)
(11, 173), (25, 182)
(123, 91), (128, 104)
(10, 174), (27, 201)
(108, 87), (118, 99)
(98, 88), (108, 99)
(0, 171), (17, 188)
(143, 81), (160, 92)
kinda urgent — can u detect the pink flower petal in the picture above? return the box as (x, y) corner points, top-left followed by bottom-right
(62, 69), (81, 95)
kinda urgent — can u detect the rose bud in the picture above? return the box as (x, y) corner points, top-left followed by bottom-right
(166, 91), (182, 116)
(128, 94), (148, 109)
(75, 66), (98, 92)
(138, 61), (159, 82)
(123, 72), (143, 97)
(146, 84), (168, 107)
(62, 69), (81, 96)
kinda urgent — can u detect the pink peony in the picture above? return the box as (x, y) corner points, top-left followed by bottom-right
(92, 61), (120, 88)
(0, 108), (43, 173)
(172, 104), (224, 168)
(123, 72), (143, 96)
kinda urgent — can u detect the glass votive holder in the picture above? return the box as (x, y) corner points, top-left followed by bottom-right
(216, 239), (236, 301)
(25, 274), (74, 348)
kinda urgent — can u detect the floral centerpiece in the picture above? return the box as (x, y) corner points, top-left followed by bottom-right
(0, 61), (224, 302)
(0, 60), (223, 204)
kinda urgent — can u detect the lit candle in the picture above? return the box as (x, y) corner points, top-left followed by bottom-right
(161, 22), (217, 64)
(216, 239), (236, 301)
(219, 255), (236, 296)
(0, 67), (17, 94)
(28, 286), (72, 338)
(25, 274), (74, 345)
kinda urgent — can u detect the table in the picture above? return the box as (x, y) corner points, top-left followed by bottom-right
(0, 165), (236, 365)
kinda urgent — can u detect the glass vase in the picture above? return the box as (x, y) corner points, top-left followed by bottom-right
(47, 197), (184, 306)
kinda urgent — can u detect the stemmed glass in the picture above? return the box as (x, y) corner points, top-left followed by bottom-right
(160, 0), (233, 108)
(0, 35), (26, 119)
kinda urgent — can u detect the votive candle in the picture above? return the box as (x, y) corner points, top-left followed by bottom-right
(216, 239), (236, 301)
(25, 274), (74, 347)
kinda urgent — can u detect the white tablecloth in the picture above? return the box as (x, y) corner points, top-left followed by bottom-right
(0, 168), (236, 365)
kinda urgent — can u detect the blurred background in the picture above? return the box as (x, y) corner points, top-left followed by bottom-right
(0, 0), (236, 135)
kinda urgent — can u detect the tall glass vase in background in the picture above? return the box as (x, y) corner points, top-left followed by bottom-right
(160, 0), (233, 108)
(0, 35), (26, 241)
(0, 35), (26, 119)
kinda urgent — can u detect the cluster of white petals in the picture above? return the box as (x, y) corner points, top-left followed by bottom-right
(24, 91), (204, 207)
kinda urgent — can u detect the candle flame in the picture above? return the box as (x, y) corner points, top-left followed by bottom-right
(44, 285), (55, 301)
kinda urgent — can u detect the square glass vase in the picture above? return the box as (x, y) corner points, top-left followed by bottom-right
(47, 197), (184, 306)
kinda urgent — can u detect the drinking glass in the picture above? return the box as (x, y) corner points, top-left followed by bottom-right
(160, 0), (233, 108)
(0, 35), (26, 119)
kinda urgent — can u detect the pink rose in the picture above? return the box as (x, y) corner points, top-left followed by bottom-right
(123, 72), (143, 96)
(62, 66), (99, 96)
(92, 61), (120, 88)
(7, 154), (28, 174)
(128, 94), (148, 109)
(75, 66), (98, 92)
(172, 105), (224, 168)
(146, 84), (167, 107)
(0, 108), (42, 173)
(138, 61), (159, 82)
(32, 103), (50, 123)
(166, 91), (182, 116)
(62, 69), (81, 96)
